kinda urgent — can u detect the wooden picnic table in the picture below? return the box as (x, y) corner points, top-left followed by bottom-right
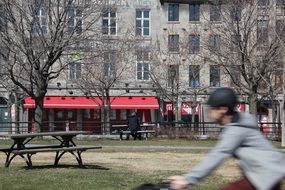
(0, 131), (102, 168)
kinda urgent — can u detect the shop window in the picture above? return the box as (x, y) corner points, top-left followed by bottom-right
(120, 109), (127, 120)
(110, 110), (116, 120)
(56, 110), (64, 119)
(93, 110), (100, 119)
(67, 109), (73, 119)
(84, 109), (91, 119)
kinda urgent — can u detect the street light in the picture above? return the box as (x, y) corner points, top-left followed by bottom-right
(170, 67), (176, 123)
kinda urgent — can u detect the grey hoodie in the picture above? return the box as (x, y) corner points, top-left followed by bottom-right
(184, 112), (285, 190)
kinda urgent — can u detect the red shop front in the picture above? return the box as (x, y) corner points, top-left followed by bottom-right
(23, 96), (159, 133)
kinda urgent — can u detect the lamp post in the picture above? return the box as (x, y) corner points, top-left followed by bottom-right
(170, 67), (177, 124)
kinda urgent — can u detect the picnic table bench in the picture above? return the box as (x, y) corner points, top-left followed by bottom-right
(112, 124), (156, 140)
(0, 131), (102, 168)
(119, 130), (156, 140)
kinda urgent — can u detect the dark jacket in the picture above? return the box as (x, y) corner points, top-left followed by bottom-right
(127, 115), (141, 132)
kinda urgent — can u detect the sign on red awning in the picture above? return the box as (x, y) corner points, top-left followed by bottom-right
(164, 103), (200, 115)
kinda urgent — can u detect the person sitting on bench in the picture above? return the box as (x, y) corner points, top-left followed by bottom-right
(126, 111), (141, 140)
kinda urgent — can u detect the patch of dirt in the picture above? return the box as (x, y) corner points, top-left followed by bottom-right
(0, 151), (242, 178)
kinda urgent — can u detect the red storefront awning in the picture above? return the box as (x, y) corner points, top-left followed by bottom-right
(23, 96), (159, 109)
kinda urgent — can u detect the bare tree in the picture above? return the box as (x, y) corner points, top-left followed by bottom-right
(150, 31), (208, 124)
(0, 0), (106, 132)
(76, 28), (137, 135)
(200, 0), (284, 115)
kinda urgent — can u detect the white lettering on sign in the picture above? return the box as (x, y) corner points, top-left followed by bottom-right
(133, 0), (155, 6)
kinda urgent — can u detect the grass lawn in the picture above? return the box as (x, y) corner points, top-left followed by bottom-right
(0, 138), (284, 190)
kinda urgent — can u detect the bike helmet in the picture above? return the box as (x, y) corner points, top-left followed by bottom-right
(206, 87), (237, 110)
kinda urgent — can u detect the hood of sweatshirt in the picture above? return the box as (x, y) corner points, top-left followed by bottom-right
(228, 112), (258, 129)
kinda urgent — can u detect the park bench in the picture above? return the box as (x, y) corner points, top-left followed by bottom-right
(119, 130), (156, 140)
(6, 145), (102, 168)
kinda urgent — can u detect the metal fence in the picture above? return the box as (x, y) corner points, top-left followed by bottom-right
(0, 121), (282, 141)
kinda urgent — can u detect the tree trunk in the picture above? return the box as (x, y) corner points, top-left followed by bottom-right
(248, 93), (258, 115)
(34, 98), (44, 132)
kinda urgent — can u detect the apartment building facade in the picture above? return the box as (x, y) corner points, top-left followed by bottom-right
(0, 0), (284, 134)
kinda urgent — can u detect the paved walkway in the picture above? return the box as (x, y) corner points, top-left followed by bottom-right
(101, 145), (213, 152)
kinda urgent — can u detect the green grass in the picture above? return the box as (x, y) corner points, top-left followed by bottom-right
(0, 164), (232, 190)
(0, 138), (284, 190)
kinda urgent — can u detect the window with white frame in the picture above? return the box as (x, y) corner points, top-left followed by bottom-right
(136, 50), (150, 81)
(257, 0), (269, 6)
(189, 34), (200, 54)
(168, 34), (179, 52)
(231, 34), (240, 51)
(136, 10), (150, 36)
(189, 3), (200, 21)
(102, 10), (117, 35)
(33, 7), (47, 34)
(257, 20), (268, 46)
(210, 65), (220, 87)
(67, 8), (82, 34)
(168, 4), (179, 21)
(168, 65), (179, 87)
(208, 34), (220, 51)
(276, 0), (285, 6)
(189, 65), (200, 88)
(69, 62), (81, 80)
(231, 6), (242, 21)
(210, 4), (221, 21)
(229, 65), (240, 85)
(276, 20), (285, 41)
(103, 52), (116, 78)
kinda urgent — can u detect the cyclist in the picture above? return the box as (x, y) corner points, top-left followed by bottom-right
(168, 87), (285, 190)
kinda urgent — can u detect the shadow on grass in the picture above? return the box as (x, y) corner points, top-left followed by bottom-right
(22, 164), (110, 170)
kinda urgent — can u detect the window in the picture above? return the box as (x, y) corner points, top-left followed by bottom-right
(275, 70), (283, 88)
(210, 4), (221, 21)
(168, 65), (179, 86)
(103, 52), (116, 78)
(208, 34), (220, 51)
(168, 35), (179, 52)
(69, 62), (81, 80)
(189, 3), (200, 21)
(67, 8), (82, 34)
(102, 10), (117, 35)
(189, 35), (200, 54)
(136, 10), (150, 36)
(276, 0), (285, 6)
(120, 110), (127, 120)
(257, 0), (269, 6)
(229, 66), (240, 85)
(231, 34), (240, 51)
(136, 50), (150, 81)
(257, 20), (268, 46)
(168, 4), (179, 21)
(210, 65), (220, 87)
(33, 7), (47, 34)
(231, 6), (241, 21)
(110, 110), (116, 120)
(189, 65), (200, 88)
(276, 20), (285, 41)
